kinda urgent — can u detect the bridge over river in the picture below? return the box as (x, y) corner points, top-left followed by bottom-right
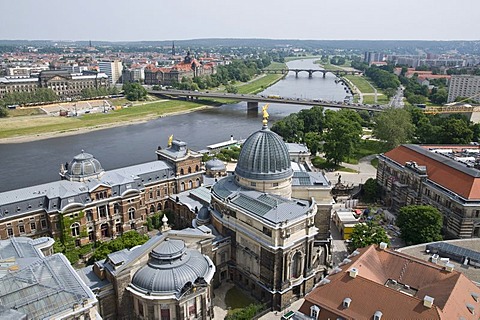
(263, 68), (363, 78)
(148, 89), (384, 112)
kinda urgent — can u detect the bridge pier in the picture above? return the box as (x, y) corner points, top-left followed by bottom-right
(308, 71), (313, 78)
(295, 71), (299, 78)
(247, 101), (259, 112)
(322, 71), (326, 78)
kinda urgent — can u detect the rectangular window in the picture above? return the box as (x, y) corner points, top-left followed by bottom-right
(7, 228), (13, 237)
(251, 182), (256, 187)
(19, 225), (25, 234)
(30, 222), (36, 230)
(41, 219), (47, 229)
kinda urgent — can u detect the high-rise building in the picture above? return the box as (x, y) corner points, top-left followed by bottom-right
(447, 75), (480, 103)
(98, 60), (123, 85)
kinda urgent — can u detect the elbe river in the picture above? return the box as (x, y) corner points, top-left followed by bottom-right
(0, 59), (350, 192)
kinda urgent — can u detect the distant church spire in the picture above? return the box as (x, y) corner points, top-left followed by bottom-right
(172, 41), (175, 56)
(89, 40), (92, 47)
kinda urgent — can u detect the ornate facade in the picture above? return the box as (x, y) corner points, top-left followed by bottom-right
(378, 144), (480, 238)
(0, 139), (203, 246)
(0, 70), (109, 100)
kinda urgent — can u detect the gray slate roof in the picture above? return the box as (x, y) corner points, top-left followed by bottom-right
(211, 176), (312, 225)
(0, 160), (175, 220)
(292, 171), (331, 187)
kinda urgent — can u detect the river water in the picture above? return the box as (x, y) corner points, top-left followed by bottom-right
(0, 59), (349, 192)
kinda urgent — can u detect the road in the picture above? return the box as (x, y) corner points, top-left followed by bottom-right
(148, 89), (385, 112)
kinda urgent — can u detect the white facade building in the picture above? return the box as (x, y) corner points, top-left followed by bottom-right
(98, 60), (123, 84)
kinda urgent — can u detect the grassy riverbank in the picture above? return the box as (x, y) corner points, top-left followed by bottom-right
(0, 99), (212, 140)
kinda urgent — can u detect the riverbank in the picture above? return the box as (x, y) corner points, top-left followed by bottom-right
(0, 102), (214, 144)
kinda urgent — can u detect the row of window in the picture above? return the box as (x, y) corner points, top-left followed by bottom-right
(6, 219), (47, 236)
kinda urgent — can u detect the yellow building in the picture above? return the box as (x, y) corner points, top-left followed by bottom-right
(332, 209), (361, 240)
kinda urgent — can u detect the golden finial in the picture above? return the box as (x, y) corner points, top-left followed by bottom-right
(168, 134), (173, 147)
(262, 104), (269, 126)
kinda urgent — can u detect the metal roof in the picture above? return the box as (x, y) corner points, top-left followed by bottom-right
(426, 242), (480, 264)
(212, 176), (313, 225)
(235, 126), (293, 181)
(292, 171), (330, 187)
(0, 238), (96, 320)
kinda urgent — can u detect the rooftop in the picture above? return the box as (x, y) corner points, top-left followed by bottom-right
(299, 245), (480, 320)
(383, 144), (480, 200)
(212, 176), (313, 225)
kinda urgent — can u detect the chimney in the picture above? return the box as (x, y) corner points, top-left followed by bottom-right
(445, 262), (454, 272)
(423, 295), (434, 308)
(379, 242), (388, 250)
(343, 298), (352, 309)
(349, 268), (359, 278)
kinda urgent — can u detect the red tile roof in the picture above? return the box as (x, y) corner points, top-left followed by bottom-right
(299, 245), (480, 320)
(384, 145), (480, 199)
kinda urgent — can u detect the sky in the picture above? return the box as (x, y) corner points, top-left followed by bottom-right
(0, 0), (479, 41)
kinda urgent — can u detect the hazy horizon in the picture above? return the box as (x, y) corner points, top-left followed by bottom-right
(1, 0), (479, 42)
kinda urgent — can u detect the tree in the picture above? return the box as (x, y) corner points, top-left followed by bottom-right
(406, 94), (427, 105)
(304, 132), (322, 156)
(0, 107), (7, 118)
(430, 88), (448, 104)
(349, 221), (389, 250)
(123, 82), (147, 101)
(439, 118), (473, 144)
(362, 178), (380, 203)
(323, 110), (362, 165)
(397, 205), (443, 245)
(373, 107), (414, 149)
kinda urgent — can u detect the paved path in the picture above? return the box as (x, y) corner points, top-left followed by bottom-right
(324, 154), (377, 187)
(212, 282), (234, 320)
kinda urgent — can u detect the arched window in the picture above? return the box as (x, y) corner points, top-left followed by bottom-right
(291, 252), (303, 278)
(150, 205), (155, 214)
(180, 182), (185, 191)
(188, 180), (193, 189)
(196, 178), (200, 187)
(157, 203), (162, 211)
(195, 165), (199, 172)
(71, 223), (80, 237)
(128, 207), (135, 220)
(86, 210), (93, 222)
(188, 167), (192, 174)
(180, 168), (184, 175)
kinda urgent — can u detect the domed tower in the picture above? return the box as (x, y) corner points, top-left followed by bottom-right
(60, 150), (104, 182)
(128, 238), (215, 318)
(205, 158), (226, 178)
(234, 105), (293, 198)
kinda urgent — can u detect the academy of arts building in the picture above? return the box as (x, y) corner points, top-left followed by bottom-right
(0, 112), (334, 317)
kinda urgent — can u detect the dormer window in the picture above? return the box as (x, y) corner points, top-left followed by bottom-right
(310, 305), (320, 319)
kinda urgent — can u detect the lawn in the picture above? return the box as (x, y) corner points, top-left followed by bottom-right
(314, 60), (352, 70)
(347, 140), (389, 164)
(312, 156), (359, 173)
(284, 55), (322, 62)
(344, 75), (375, 94)
(235, 74), (285, 95)
(266, 61), (287, 70)
(362, 94), (389, 105)
(7, 107), (46, 117)
(224, 286), (255, 310)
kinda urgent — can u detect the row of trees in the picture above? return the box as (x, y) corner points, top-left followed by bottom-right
(373, 106), (480, 149)
(0, 88), (57, 108)
(81, 86), (119, 99)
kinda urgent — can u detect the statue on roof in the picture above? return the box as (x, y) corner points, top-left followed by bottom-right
(262, 104), (269, 126)
(168, 134), (173, 147)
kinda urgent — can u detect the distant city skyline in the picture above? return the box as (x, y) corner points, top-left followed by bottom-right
(0, 0), (479, 42)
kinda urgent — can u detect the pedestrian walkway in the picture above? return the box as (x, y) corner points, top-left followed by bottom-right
(212, 282), (234, 320)
(324, 154), (377, 187)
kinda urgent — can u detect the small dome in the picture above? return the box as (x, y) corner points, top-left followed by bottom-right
(196, 206), (211, 225)
(65, 151), (104, 181)
(206, 158), (226, 171)
(130, 239), (213, 297)
(235, 126), (292, 181)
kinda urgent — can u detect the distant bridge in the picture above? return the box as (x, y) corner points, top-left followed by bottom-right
(148, 89), (383, 112)
(263, 68), (362, 78)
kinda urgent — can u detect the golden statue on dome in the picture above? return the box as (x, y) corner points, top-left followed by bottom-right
(168, 134), (173, 147)
(262, 104), (269, 126)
